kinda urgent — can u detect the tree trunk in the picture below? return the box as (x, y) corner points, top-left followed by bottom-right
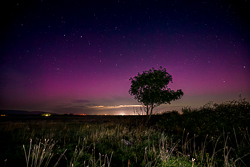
(146, 104), (154, 125)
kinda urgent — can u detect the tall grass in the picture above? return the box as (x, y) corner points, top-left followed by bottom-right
(0, 97), (249, 166)
(158, 97), (250, 166)
(23, 139), (67, 167)
(1, 122), (193, 166)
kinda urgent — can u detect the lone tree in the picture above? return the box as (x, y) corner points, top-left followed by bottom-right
(129, 66), (184, 122)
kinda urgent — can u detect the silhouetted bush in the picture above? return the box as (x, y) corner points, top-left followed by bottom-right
(157, 97), (250, 166)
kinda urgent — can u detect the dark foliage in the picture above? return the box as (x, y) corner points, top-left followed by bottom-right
(157, 97), (250, 166)
(129, 66), (183, 121)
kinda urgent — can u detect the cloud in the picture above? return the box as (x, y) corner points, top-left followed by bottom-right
(73, 100), (89, 103)
(52, 106), (87, 114)
(88, 104), (142, 109)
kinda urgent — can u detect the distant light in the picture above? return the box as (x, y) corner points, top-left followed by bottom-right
(42, 113), (51, 117)
(1, 114), (6, 117)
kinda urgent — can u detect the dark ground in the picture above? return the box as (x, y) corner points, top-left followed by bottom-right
(0, 115), (162, 125)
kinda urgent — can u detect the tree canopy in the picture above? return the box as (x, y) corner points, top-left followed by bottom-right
(129, 66), (184, 118)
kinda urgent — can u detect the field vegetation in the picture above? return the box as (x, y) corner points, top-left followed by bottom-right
(0, 97), (249, 167)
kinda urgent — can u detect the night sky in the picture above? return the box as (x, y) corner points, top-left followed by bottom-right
(1, 0), (249, 115)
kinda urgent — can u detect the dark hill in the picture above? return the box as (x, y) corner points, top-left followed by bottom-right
(0, 110), (53, 115)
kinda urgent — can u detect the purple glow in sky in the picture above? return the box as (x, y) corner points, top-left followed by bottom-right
(1, 0), (249, 115)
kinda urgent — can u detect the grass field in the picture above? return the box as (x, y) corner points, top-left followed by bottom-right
(0, 98), (249, 167)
